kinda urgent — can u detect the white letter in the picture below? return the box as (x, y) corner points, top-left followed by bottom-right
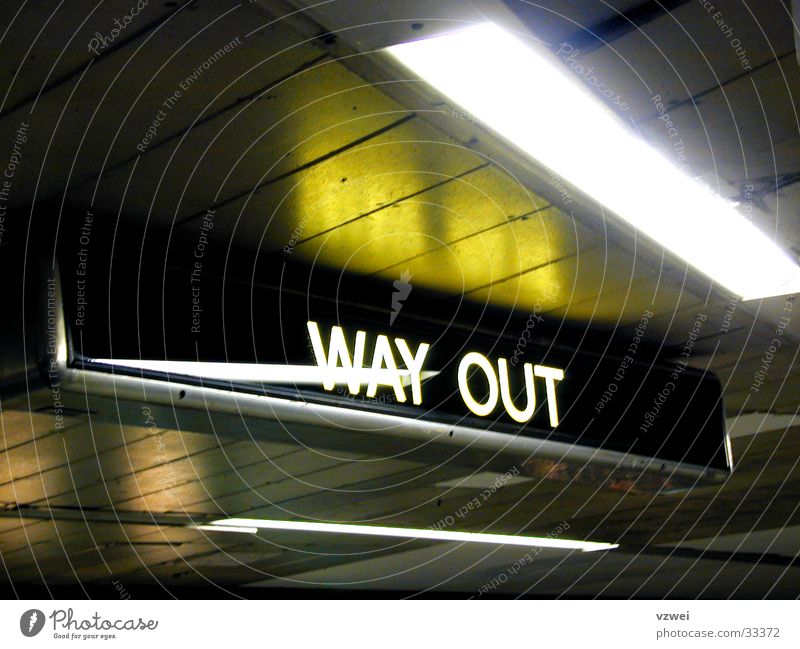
(366, 335), (406, 402)
(534, 365), (564, 426)
(458, 352), (498, 416)
(394, 338), (430, 405)
(498, 358), (536, 423)
(306, 321), (366, 392)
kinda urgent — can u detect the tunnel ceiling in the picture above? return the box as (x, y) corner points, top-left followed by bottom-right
(1, 0), (799, 596)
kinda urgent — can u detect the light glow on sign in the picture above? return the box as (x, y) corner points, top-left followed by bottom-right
(194, 518), (619, 552)
(90, 358), (434, 388)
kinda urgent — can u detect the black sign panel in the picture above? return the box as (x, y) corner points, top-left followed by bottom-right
(59, 222), (728, 472)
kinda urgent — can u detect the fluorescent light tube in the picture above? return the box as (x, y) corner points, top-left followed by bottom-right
(387, 24), (800, 300)
(196, 518), (618, 552)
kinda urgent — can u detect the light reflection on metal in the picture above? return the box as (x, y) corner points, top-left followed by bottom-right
(194, 517), (619, 552)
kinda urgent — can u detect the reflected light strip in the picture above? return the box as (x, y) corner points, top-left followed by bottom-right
(91, 358), (439, 388)
(193, 524), (259, 534)
(194, 518), (618, 552)
(387, 24), (800, 301)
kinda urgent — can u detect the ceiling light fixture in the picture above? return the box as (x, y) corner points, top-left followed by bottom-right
(193, 518), (618, 552)
(387, 23), (800, 300)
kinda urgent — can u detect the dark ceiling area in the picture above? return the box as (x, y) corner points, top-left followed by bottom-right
(1, 0), (799, 599)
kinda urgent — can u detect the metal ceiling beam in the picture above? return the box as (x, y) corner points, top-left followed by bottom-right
(0, 1), (194, 121)
(549, 0), (693, 55)
(0, 504), (207, 527)
(793, 0), (800, 65)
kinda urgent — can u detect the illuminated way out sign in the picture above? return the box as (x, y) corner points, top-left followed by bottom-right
(306, 321), (565, 426)
(60, 244), (729, 472)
